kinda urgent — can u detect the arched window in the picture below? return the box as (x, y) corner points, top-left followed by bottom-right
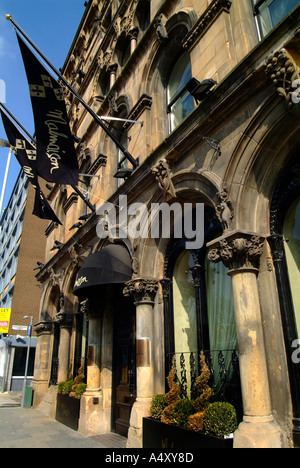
(283, 196), (300, 336)
(167, 53), (194, 132)
(135, 0), (150, 32)
(173, 251), (197, 358)
(270, 155), (300, 443)
(164, 208), (240, 402)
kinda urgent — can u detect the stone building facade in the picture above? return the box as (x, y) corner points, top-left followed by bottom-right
(32, 0), (300, 448)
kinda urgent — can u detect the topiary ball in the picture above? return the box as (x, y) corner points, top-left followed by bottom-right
(203, 402), (238, 438)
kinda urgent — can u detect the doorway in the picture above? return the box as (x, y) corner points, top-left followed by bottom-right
(112, 285), (136, 437)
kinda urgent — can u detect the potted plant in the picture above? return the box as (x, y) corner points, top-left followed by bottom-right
(56, 364), (87, 431)
(143, 353), (238, 448)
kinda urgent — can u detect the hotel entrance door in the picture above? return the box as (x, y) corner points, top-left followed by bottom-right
(112, 286), (136, 437)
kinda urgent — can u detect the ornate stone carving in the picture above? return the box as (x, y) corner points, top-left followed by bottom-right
(47, 268), (61, 288)
(215, 189), (234, 231)
(268, 234), (285, 263)
(154, 14), (168, 44)
(68, 245), (83, 268)
(152, 159), (177, 201)
(182, 0), (232, 50)
(123, 278), (159, 304)
(56, 312), (73, 328)
(34, 321), (53, 336)
(80, 299), (89, 314)
(265, 48), (300, 107)
(208, 232), (265, 271)
(160, 278), (171, 299)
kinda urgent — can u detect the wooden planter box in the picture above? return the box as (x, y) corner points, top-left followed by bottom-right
(143, 418), (233, 449)
(56, 393), (80, 431)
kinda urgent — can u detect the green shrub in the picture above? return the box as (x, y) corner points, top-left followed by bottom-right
(188, 411), (205, 432)
(74, 383), (87, 399)
(172, 399), (195, 429)
(58, 379), (75, 396)
(150, 394), (167, 420)
(203, 402), (238, 438)
(57, 382), (65, 394)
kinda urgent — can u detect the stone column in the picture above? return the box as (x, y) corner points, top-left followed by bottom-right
(208, 231), (286, 448)
(56, 311), (73, 384)
(31, 321), (53, 408)
(109, 64), (118, 88)
(123, 278), (159, 448)
(78, 299), (103, 436)
(129, 28), (139, 55)
(86, 312), (101, 393)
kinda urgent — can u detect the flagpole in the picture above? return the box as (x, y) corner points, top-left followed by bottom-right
(0, 102), (34, 144)
(6, 15), (139, 170)
(0, 147), (13, 220)
(0, 103), (95, 213)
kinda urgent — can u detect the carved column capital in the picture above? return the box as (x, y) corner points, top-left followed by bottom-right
(123, 278), (160, 305)
(207, 231), (265, 273)
(33, 321), (53, 336)
(56, 312), (73, 329)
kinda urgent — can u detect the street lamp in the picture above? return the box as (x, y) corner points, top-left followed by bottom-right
(21, 315), (33, 408)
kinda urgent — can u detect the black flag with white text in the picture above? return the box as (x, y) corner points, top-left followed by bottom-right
(17, 34), (79, 186)
(0, 109), (62, 225)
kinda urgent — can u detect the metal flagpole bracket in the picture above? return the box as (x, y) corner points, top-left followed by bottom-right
(0, 102), (95, 213)
(100, 116), (144, 127)
(6, 15), (139, 171)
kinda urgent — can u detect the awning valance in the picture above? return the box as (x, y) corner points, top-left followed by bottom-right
(73, 244), (132, 296)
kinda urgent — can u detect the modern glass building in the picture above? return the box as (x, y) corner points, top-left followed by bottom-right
(0, 170), (47, 391)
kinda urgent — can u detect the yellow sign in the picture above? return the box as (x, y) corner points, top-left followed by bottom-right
(0, 309), (11, 334)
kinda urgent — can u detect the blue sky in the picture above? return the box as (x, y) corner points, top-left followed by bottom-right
(0, 0), (86, 214)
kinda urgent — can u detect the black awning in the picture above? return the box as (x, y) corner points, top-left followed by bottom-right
(73, 244), (132, 296)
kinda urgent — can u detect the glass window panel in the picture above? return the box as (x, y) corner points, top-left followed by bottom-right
(170, 91), (195, 132)
(168, 53), (194, 131)
(172, 251), (197, 397)
(173, 251), (197, 355)
(206, 257), (237, 393)
(283, 196), (300, 337)
(255, 0), (299, 37)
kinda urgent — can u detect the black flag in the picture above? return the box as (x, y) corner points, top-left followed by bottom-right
(0, 109), (62, 225)
(17, 34), (78, 186)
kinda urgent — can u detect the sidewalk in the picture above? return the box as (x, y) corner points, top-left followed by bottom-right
(0, 392), (126, 449)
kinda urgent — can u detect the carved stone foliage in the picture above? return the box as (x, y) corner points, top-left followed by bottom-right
(208, 232), (265, 271)
(265, 48), (300, 107)
(123, 278), (159, 304)
(152, 159), (177, 201)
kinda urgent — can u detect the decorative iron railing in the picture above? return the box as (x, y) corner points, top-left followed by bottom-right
(167, 350), (243, 414)
(49, 358), (59, 386)
(49, 357), (88, 386)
